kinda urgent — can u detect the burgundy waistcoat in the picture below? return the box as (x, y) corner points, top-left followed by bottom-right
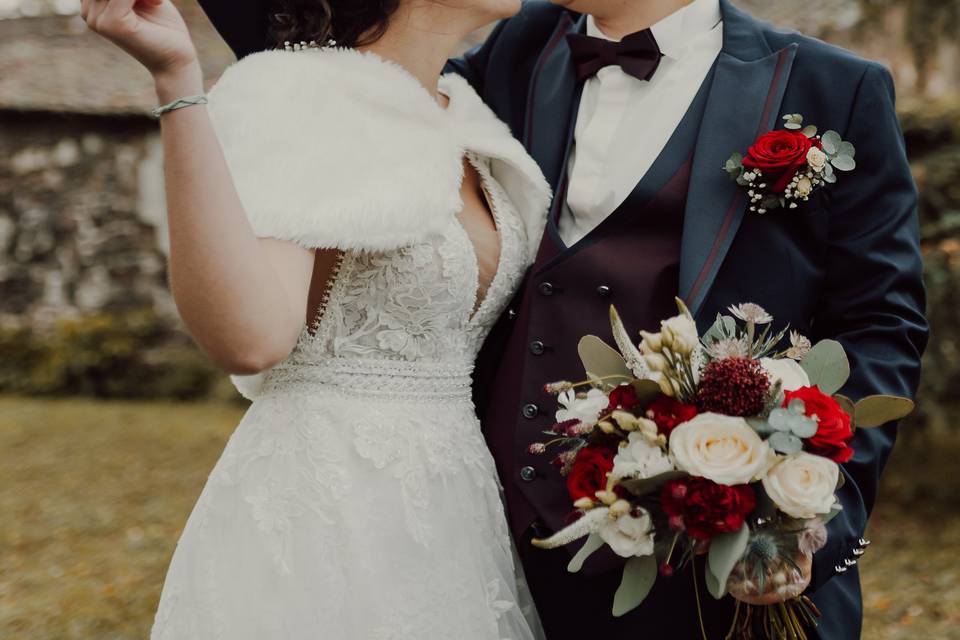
(476, 74), (713, 541)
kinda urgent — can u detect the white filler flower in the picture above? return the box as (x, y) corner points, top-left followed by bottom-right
(728, 303), (774, 325)
(661, 313), (700, 355)
(555, 388), (609, 429)
(598, 510), (656, 558)
(612, 432), (675, 480)
(760, 357), (811, 392)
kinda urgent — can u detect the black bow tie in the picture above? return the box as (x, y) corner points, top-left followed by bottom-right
(566, 28), (663, 83)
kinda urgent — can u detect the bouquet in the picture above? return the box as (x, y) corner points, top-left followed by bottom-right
(529, 300), (914, 639)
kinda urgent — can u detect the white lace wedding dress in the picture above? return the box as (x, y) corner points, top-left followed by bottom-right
(150, 48), (551, 640)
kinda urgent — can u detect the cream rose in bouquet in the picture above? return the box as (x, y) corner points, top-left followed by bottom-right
(527, 300), (915, 639)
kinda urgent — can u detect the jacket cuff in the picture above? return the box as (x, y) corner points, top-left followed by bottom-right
(808, 531), (870, 592)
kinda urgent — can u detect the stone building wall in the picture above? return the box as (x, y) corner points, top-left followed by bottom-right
(0, 112), (175, 330)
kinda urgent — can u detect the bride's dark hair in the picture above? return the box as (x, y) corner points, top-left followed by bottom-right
(270, 0), (402, 49)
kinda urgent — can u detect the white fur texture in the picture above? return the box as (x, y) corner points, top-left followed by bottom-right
(206, 48), (551, 254)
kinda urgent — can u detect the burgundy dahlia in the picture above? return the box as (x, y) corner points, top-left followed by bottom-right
(661, 478), (757, 541)
(696, 357), (771, 417)
(646, 395), (698, 436)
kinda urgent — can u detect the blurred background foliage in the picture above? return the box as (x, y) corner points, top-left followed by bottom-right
(856, 0), (959, 92)
(900, 101), (960, 431)
(0, 311), (219, 399)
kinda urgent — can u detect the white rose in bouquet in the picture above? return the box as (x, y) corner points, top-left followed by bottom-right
(611, 432), (674, 480)
(669, 413), (775, 485)
(760, 357), (810, 392)
(762, 452), (840, 519)
(598, 510), (656, 558)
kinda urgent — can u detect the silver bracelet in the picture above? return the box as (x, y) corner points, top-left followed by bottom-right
(152, 94), (208, 119)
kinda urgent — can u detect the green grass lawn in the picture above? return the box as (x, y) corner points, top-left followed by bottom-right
(0, 398), (242, 639)
(0, 397), (957, 639)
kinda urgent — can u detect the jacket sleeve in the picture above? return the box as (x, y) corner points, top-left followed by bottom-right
(444, 19), (510, 94)
(807, 63), (928, 592)
(197, 0), (271, 59)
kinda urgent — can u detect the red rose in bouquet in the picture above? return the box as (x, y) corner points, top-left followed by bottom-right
(661, 478), (757, 541)
(566, 447), (616, 502)
(741, 130), (821, 193)
(646, 395), (698, 436)
(784, 386), (855, 463)
(607, 384), (641, 413)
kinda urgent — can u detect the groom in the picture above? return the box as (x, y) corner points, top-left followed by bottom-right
(448, 0), (927, 638)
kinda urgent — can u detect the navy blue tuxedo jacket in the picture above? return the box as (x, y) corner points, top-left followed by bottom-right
(448, 1), (928, 638)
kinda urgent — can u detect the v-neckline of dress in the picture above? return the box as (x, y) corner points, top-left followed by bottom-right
(456, 152), (507, 328)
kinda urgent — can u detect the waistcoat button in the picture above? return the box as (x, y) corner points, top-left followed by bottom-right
(596, 285), (612, 297)
(522, 403), (539, 419)
(508, 309), (517, 320)
(538, 282), (555, 296)
(520, 466), (537, 482)
(530, 340), (545, 355)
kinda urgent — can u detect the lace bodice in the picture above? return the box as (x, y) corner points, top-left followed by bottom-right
(251, 153), (529, 401)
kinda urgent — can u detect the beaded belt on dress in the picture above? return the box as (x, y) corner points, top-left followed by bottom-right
(259, 357), (475, 402)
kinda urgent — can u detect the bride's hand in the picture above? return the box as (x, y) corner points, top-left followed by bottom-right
(730, 553), (813, 606)
(81, 0), (198, 80)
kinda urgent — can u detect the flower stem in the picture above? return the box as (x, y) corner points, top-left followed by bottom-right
(662, 349), (696, 403)
(691, 564), (708, 640)
(567, 374), (633, 389)
(778, 601), (800, 640)
(665, 531), (681, 566)
(725, 600), (742, 640)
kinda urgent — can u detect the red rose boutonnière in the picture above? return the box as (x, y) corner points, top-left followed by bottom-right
(725, 114), (857, 214)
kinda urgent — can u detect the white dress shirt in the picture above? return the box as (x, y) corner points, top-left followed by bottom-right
(559, 0), (723, 246)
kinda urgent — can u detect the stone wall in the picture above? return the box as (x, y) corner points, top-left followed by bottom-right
(0, 112), (176, 330)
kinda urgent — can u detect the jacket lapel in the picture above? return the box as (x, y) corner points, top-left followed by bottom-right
(524, 12), (585, 192)
(679, 0), (797, 318)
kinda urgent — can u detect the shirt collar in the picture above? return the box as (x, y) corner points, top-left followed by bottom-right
(587, 0), (722, 59)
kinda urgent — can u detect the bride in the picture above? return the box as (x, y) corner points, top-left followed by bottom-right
(82, 0), (550, 638)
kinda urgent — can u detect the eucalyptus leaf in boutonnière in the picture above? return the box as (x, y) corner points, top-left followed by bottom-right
(724, 114), (857, 214)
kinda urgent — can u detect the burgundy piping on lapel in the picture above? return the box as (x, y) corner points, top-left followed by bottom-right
(686, 48), (792, 308)
(522, 14), (575, 150)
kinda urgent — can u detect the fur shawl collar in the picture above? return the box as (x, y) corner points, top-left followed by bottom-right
(206, 47), (551, 257)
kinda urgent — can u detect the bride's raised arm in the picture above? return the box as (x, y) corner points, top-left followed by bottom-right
(81, 0), (318, 374)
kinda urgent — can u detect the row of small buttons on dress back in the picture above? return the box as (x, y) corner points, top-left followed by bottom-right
(514, 279), (614, 484)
